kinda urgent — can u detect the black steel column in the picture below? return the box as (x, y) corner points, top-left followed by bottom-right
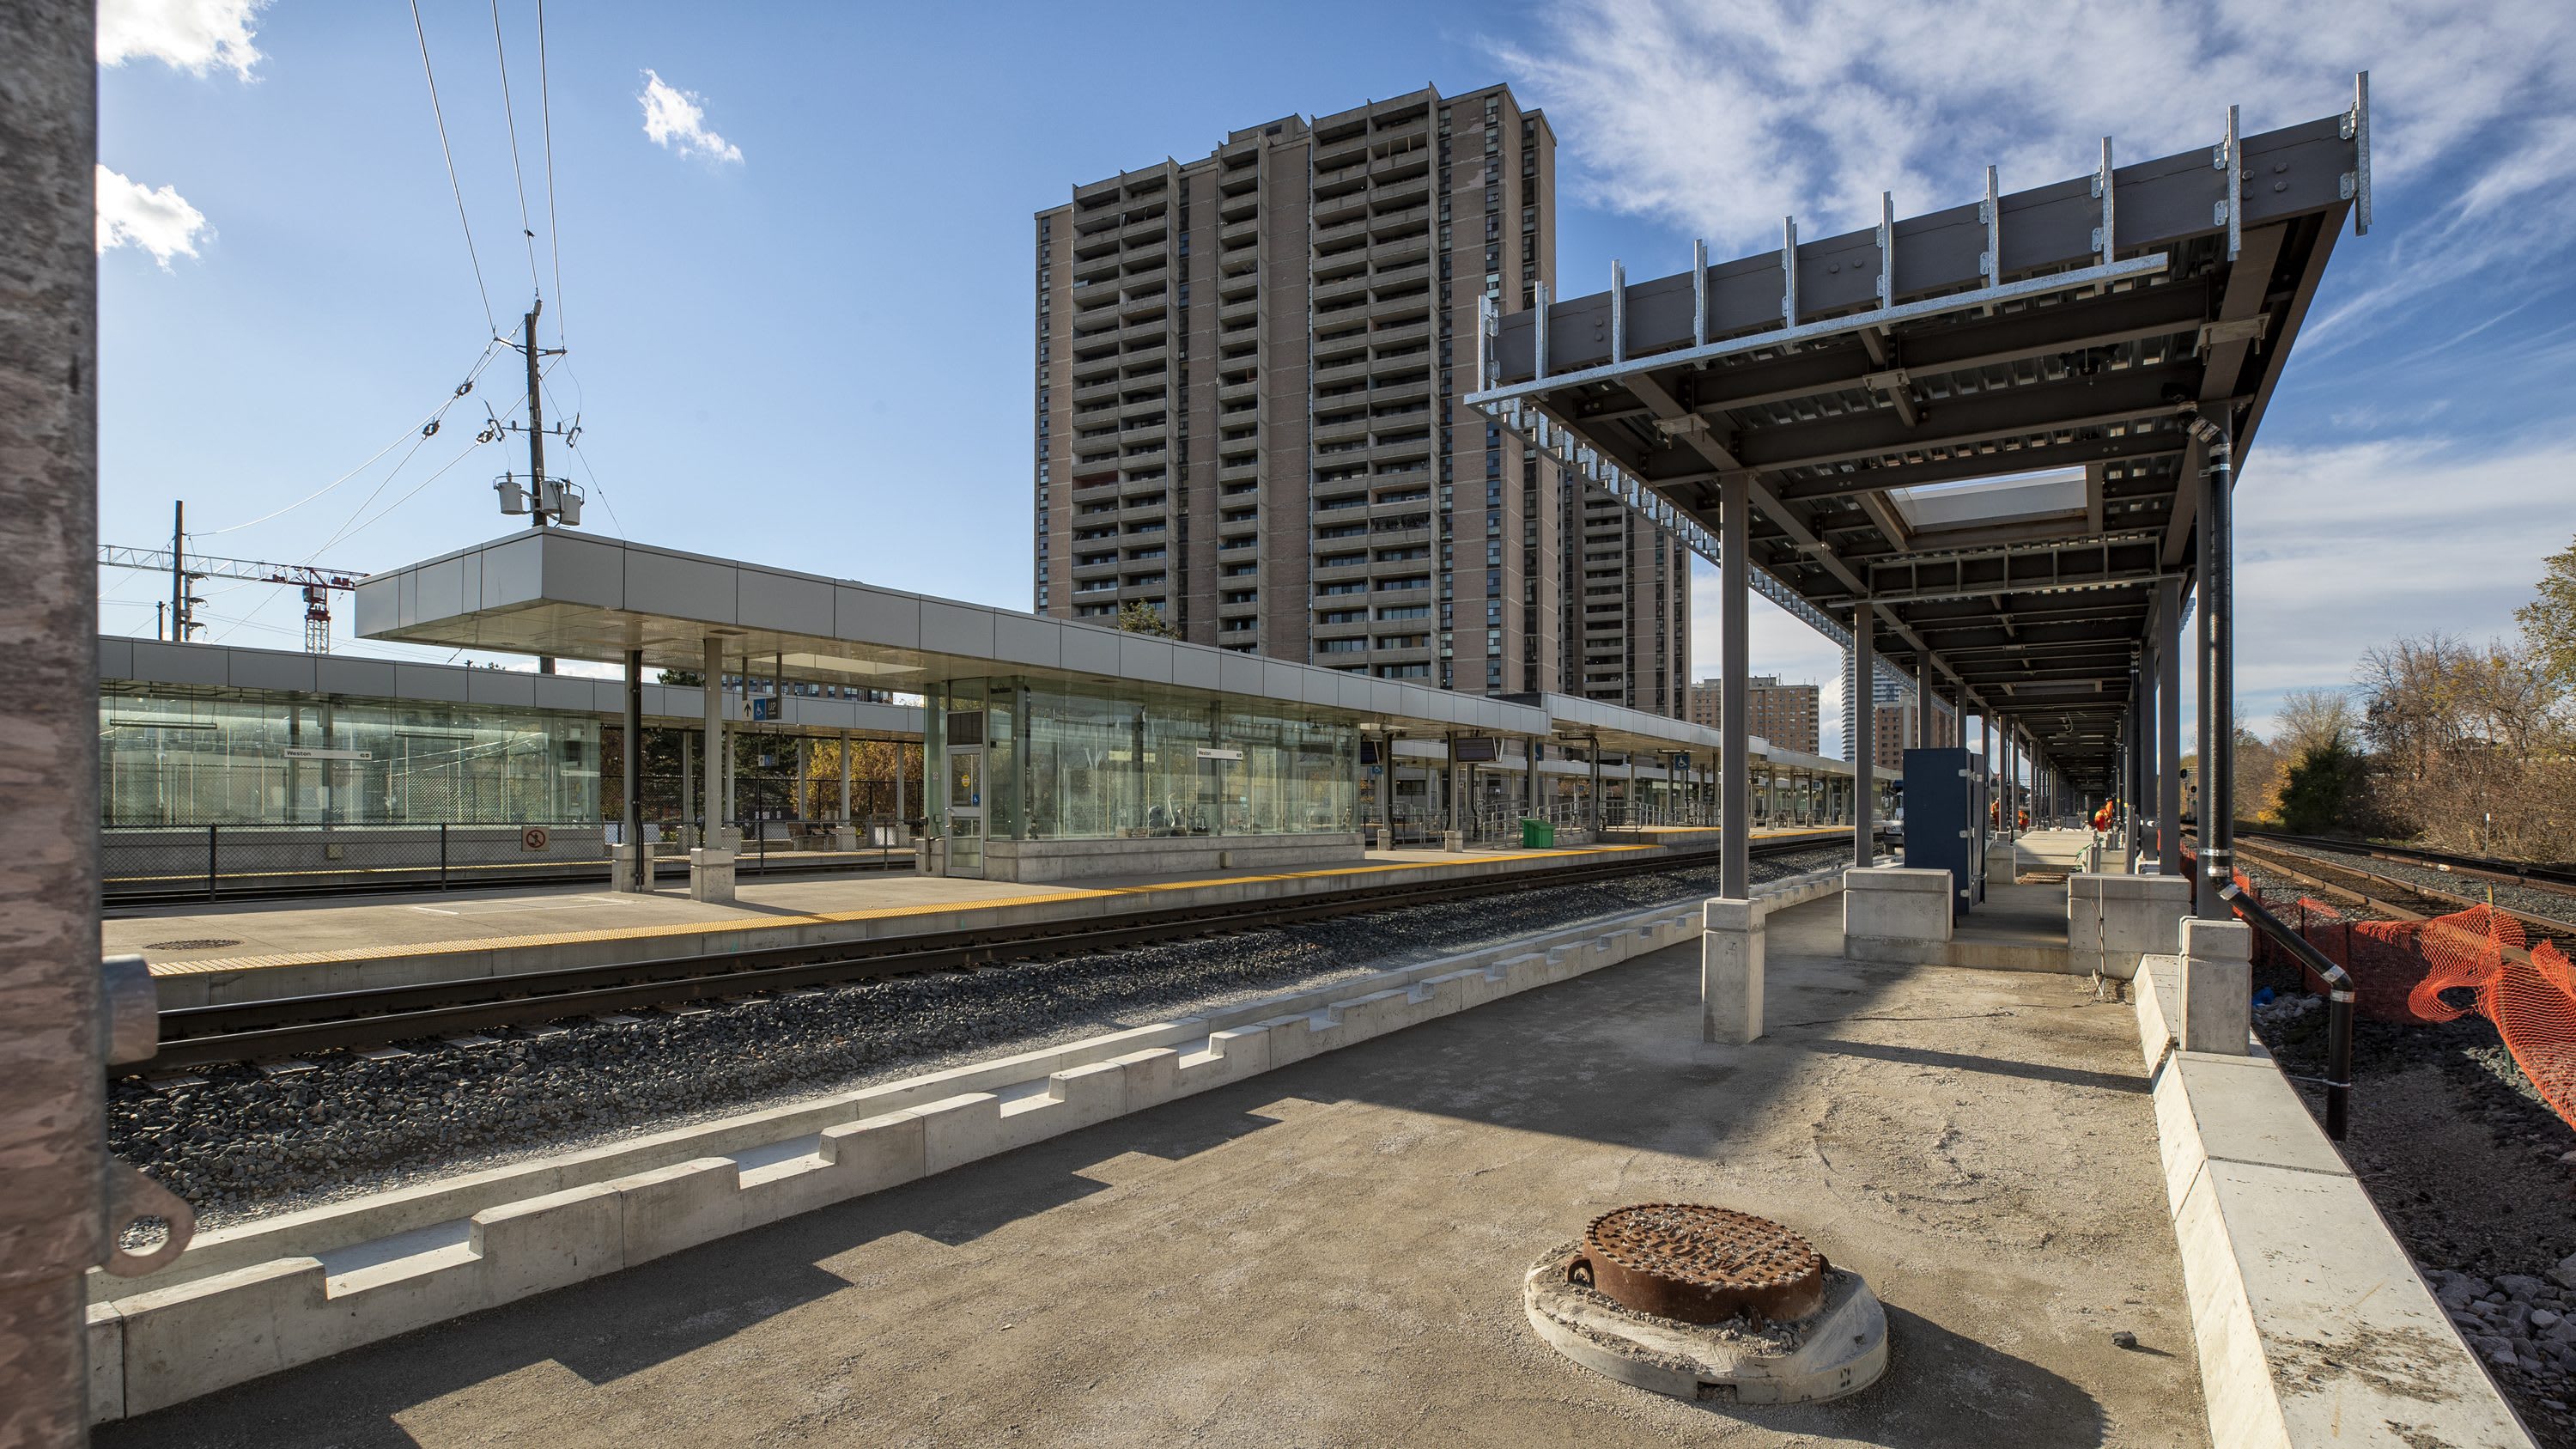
(2157, 577), (2184, 876)
(1719, 472), (1749, 898)
(623, 648), (644, 890)
(2198, 417), (2235, 917)
(1851, 604), (1874, 868)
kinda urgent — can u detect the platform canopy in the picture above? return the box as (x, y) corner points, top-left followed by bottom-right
(1467, 83), (2370, 795)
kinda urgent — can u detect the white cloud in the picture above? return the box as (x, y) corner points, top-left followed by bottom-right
(95, 164), (210, 267)
(1498, 0), (2576, 257)
(97, 0), (264, 79)
(639, 70), (743, 165)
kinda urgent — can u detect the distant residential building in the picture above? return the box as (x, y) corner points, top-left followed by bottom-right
(1029, 82), (1687, 709)
(1683, 673), (1820, 756)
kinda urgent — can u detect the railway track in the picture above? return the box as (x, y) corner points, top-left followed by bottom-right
(144, 832), (1850, 1071)
(2231, 833), (2576, 952)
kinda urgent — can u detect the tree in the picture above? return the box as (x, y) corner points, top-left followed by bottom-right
(2275, 731), (2366, 835)
(2358, 633), (2572, 857)
(2273, 687), (2356, 762)
(1115, 600), (1177, 638)
(2518, 534), (2576, 689)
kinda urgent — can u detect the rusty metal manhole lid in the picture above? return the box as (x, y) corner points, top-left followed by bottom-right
(146, 939), (240, 952)
(1574, 1203), (1827, 1324)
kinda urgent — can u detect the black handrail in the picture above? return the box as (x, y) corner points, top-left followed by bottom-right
(2220, 881), (2354, 1141)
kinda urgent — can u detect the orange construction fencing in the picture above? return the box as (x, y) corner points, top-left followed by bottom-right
(2185, 845), (2576, 1131)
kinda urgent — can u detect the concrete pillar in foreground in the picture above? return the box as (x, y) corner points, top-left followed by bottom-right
(1702, 898), (1765, 1044)
(2179, 916), (2251, 1054)
(1850, 604), (1874, 868)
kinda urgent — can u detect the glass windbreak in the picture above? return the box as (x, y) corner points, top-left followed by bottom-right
(100, 689), (597, 825)
(963, 675), (1356, 841)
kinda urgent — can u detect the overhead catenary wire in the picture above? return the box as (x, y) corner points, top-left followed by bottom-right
(409, 2), (497, 338)
(535, 0), (565, 348)
(489, 0), (544, 302)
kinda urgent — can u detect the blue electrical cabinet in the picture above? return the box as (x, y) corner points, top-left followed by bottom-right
(1902, 747), (1986, 921)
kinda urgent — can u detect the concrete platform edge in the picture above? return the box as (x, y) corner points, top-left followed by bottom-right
(91, 873), (1840, 1422)
(2131, 954), (2534, 1449)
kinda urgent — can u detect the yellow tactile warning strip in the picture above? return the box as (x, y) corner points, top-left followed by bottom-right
(146, 829), (1848, 978)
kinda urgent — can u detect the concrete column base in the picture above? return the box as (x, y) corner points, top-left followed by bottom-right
(829, 826), (858, 851)
(1984, 842), (2020, 887)
(607, 843), (653, 894)
(1442, 831), (1463, 852)
(2068, 874), (2191, 981)
(1702, 897), (1766, 1044)
(1374, 828), (1391, 853)
(688, 849), (736, 904)
(2179, 916), (2252, 1054)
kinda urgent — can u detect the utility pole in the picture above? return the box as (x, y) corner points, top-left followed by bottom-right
(170, 499), (184, 641)
(523, 299), (555, 674)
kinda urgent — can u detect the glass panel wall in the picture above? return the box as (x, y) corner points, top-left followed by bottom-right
(949, 675), (1356, 841)
(100, 687), (597, 825)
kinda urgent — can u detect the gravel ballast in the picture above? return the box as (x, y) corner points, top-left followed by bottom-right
(2251, 837), (2576, 936)
(113, 848), (1844, 1231)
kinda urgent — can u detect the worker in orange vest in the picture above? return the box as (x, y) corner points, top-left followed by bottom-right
(2091, 799), (2117, 833)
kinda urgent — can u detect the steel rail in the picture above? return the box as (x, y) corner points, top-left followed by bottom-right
(2233, 839), (2576, 948)
(143, 833), (1846, 1070)
(2239, 829), (2576, 896)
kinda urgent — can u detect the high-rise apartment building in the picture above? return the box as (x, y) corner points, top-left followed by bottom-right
(1030, 83), (1686, 709)
(1686, 674), (1821, 755)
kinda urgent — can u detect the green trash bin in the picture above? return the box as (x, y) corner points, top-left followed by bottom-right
(1521, 818), (1554, 849)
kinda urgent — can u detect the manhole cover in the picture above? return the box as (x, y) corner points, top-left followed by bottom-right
(1576, 1203), (1826, 1324)
(146, 939), (240, 952)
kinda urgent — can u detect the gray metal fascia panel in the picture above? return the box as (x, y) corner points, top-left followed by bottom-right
(540, 533), (626, 610)
(533, 676), (593, 713)
(835, 586), (920, 651)
(392, 662), (472, 704)
(413, 557), (468, 627)
(97, 636), (134, 681)
(1368, 681), (1402, 718)
(1217, 654), (1264, 697)
(1060, 624), (1121, 680)
(920, 600), (997, 658)
(129, 640), (228, 688)
(1334, 676), (1372, 711)
(227, 648), (318, 695)
(316, 655), (398, 699)
(625, 547), (738, 625)
(477, 534), (546, 612)
(397, 570), (418, 629)
(1260, 661), (1303, 703)
(467, 669), (539, 709)
(353, 579), (399, 638)
(1298, 668), (1338, 707)
(739, 567), (834, 637)
(1169, 646), (1219, 693)
(992, 612), (1061, 671)
(1118, 635), (1175, 686)
(850, 700), (920, 736)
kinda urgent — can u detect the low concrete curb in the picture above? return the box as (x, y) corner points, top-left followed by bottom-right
(90, 881), (1838, 1423)
(2131, 954), (2534, 1448)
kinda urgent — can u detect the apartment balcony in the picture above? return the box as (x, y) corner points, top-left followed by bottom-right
(1369, 642), (1432, 664)
(1369, 374), (1431, 406)
(1071, 375), (1120, 405)
(1119, 417), (1169, 447)
(1310, 557), (1373, 583)
(1117, 496), (1170, 520)
(1312, 273), (1370, 309)
(1312, 138), (1369, 174)
(1070, 557), (1120, 581)
(1370, 149), (1431, 184)
(1120, 217), (1168, 247)
(1119, 263), (1170, 292)
(1310, 213), (1368, 249)
(1370, 176), (1432, 214)
(1121, 342), (1170, 370)
(1365, 204), (1431, 240)
(1365, 433), (1432, 464)
(1370, 258), (1431, 291)
(1366, 290), (1432, 325)
(1218, 595), (1261, 618)
(1370, 316), (1430, 348)
(1218, 294), (1259, 326)
(1310, 414), (1370, 447)
(1366, 525), (1431, 551)
(1217, 376), (1260, 405)
(1310, 353), (1370, 386)
(1218, 216), (1261, 250)
(1218, 457), (1263, 485)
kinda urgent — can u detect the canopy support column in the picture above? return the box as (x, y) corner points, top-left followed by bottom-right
(1851, 604), (1875, 868)
(2158, 577), (2184, 876)
(1720, 472), (1751, 898)
(2198, 416), (2237, 917)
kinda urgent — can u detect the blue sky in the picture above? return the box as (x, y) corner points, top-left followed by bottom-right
(96, 1), (2576, 757)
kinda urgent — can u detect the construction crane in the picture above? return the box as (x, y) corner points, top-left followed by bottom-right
(98, 532), (367, 655)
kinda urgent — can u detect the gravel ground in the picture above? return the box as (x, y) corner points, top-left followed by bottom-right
(114, 848), (1843, 1231)
(2253, 922), (2576, 1446)
(2252, 837), (2576, 935)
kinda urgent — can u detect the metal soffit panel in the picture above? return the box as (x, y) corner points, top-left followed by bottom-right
(1465, 82), (2369, 788)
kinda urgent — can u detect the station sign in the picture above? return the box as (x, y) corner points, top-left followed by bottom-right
(1195, 747), (1243, 761)
(282, 747), (370, 761)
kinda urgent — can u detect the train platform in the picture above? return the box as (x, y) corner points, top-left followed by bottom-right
(93, 890), (2212, 1447)
(118, 827), (1849, 1008)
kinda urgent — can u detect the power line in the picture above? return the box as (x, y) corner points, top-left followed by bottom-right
(489, 0), (544, 301)
(536, 0), (565, 348)
(409, 2), (497, 337)
(196, 339), (503, 537)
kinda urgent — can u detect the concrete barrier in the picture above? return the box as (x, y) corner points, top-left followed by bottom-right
(2067, 873), (2191, 979)
(2180, 917), (2253, 1056)
(94, 886), (1819, 1423)
(1843, 867), (1953, 965)
(2132, 954), (2532, 1448)
(1702, 898), (1766, 1044)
